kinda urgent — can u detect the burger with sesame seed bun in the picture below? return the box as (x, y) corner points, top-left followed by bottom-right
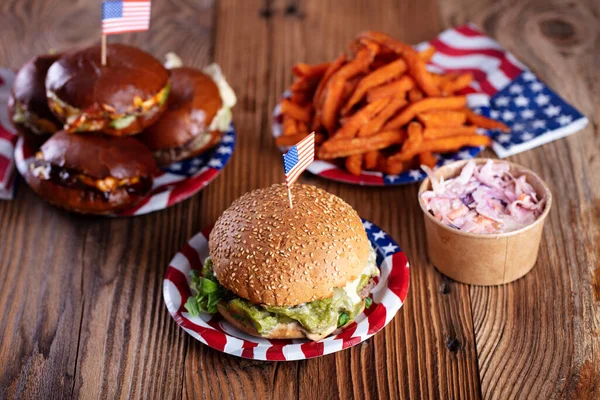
(184, 183), (380, 341)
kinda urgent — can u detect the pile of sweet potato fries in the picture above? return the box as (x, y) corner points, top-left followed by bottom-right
(276, 31), (509, 176)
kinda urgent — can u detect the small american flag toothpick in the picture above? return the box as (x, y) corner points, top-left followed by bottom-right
(283, 133), (315, 208)
(101, 0), (152, 65)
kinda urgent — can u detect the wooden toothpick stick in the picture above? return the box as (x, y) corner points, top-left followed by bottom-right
(287, 187), (293, 209)
(101, 34), (107, 66)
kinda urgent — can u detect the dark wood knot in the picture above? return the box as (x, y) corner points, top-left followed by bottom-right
(439, 278), (452, 294)
(446, 337), (461, 353)
(259, 7), (274, 18)
(285, 4), (298, 15)
(540, 18), (575, 43)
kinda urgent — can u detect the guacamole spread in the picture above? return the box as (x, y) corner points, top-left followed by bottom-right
(185, 248), (379, 335)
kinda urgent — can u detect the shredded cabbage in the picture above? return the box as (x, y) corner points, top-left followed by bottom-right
(421, 160), (544, 234)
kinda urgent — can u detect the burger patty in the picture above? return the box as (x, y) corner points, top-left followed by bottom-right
(47, 82), (170, 133)
(358, 277), (377, 299)
(30, 159), (153, 199)
(153, 130), (220, 167)
(185, 254), (380, 336)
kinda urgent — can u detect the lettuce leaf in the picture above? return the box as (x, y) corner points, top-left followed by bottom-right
(184, 259), (224, 316)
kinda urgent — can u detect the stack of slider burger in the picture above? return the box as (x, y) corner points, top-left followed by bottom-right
(8, 44), (236, 214)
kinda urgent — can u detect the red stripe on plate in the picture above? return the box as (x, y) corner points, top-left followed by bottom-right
(0, 157), (11, 185)
(180, 242), (203, 271)
(387, 252), (410, 301)
(241, 340), (259, 359)
(178, 316), (228, 352)
(265, 344), (286, 361)
(335, 321), (358, 341)
(201, 225), (214, 239)
(165, 266), (190, 313)
(365, 302), (387, 335)
(342, 336), (363, 349)
(167, 168), (219, 206)
(318, 168), (385, 185)
(300, 341), (324, 358)
(115, 195), (152, 217)
(0, 124), (16, 142)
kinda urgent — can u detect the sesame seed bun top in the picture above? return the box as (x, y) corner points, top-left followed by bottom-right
(208, 184), (370, 306)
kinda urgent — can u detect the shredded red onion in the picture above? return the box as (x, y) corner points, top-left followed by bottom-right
(421, 160), (544, 234)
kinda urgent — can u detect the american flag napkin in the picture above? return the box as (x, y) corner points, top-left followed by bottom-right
(416, 23), (588, 158)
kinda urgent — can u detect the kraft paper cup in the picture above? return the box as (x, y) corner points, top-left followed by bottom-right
(418, 158), (552, 286)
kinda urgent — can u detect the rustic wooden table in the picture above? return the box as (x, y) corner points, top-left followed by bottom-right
(0, 0), (598, 398)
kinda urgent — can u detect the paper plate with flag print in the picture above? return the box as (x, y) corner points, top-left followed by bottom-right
(14, 124), (236, 216)
(163, 219), (410, 361)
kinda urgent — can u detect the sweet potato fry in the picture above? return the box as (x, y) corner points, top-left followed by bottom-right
(403, 51), (441, 97)
(432, 71), (459, 86)
(419, 46), (436, 63)
(334, 98), (390, 139)
(345, 154), (363, 176)
(383, 96), (468, 129)
(390, 134), (492, 162)
(359, 31), (414, 55)
(297, 121), (309, 135)
(281, 99), (312, 122)
(290, 76), (319, 93)
(407, 121), (424, 145)
(358, 31), (440, 96)
(358, 96), (407, 137)
(442, 72), (473, 95)
(363, 150), (379, 170)
(314, 54), (347, 109)
(366, 75), (414, 102)
(292, 62), (330, 78)
(322, 42), (379, 132)
(418, 151), (437, 168)
(408, 88), (424, 102)
(417, 110), (467, 128)
(289, 91), (311, 105)
(423, 126), (478, 139)
(385, 159), (412, 175)
(282, 116), (298, 136)
(314, 133), (326, 144)
(318, 129), (406, 159)
(342, 59), (407, 114)
(464, 108), (510, 132)
(276, 133), (309, 147)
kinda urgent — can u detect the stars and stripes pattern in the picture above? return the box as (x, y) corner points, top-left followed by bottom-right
(0, 69), (17, 200)
(102, 0), (151, 35)
(163, 219), (410, 361)
(14, 125), (236, 214)
(282, 132), (315, 188)
(273, 23), (588, 186)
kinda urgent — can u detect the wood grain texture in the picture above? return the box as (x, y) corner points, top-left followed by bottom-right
(196, 0), (481, 399)
(0, 0), (598, 399)
(440, 0), (600, 398)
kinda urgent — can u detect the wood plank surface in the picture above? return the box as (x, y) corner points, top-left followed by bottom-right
(0, 0), (598, 399)
(438, 0), (600, 398)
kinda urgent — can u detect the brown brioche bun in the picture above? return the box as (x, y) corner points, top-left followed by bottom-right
(208, 183), (371, 307)
(8, 53), (62, 147)
(45, 44), (170, 136)
(25, 131), (157, 214)
(137, 67), (224, 166)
